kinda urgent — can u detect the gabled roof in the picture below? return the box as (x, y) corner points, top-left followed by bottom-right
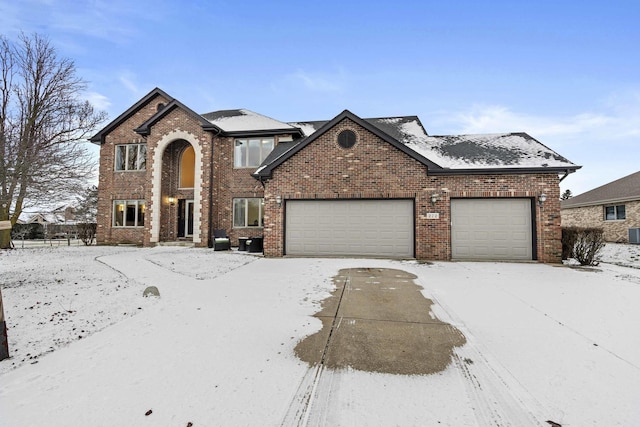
(561, 171), (640, 208)
(91, 87), (579, 179)
(134, 99), (213, 136)
(253, 110), (443, 179)
(202, 109), (304, 137)
(90, 87), (173, 144)
(254, 110), (579, 179)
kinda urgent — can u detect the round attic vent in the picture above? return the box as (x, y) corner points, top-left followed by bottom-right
(337, 129), (356, 149)
(156, 103), (166, 112)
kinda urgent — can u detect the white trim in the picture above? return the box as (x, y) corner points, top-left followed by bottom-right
(150, 130), (203, 243)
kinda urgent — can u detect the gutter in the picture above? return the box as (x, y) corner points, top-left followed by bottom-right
(427, 166), (581, 176)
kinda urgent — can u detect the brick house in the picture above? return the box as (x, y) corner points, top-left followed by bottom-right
(561, 171), (640, 242)
(91, 88), (579, 262)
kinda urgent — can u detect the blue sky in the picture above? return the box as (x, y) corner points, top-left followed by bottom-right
(2, 0), (639, 195)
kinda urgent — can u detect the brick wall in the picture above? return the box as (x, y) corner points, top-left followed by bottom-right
(263, 118), (563, 262)
(97, 97), (275, 248)
(142, 107), (214, 247)
(97, 94), (170, 245)
(561, 200), (640, 242)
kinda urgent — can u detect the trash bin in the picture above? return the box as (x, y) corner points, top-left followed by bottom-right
(238, 237), (249, 251)
(248, 236), (263, 253)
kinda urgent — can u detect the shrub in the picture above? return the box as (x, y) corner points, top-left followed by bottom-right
(567, 227), (605, 266)
(561, 227), (579, 260)
(77, 223), (97, 246)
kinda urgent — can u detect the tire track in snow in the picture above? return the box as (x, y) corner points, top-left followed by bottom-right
(280, 273), (350, 426)
(501, 288), (640, 371)
(422, 285), (548, 426)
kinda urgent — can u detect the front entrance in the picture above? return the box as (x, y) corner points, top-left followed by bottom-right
(177, 199), (195, 238)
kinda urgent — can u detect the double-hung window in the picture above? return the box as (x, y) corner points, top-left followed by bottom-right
(113, 200), (146, 227)
(604, 205), (626, 220)
(234, 138), (274, 168)
(233, 198), (264, 227)
(115, 144), (147, 171)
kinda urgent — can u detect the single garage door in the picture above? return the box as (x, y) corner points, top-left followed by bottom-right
(451, 198), (533, 260)
(286, 199), (414, 258)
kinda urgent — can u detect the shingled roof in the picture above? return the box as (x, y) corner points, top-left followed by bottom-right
(258, 112), (579, 178)
(561, 171), (640, 208)
(90, 88), (579, 178)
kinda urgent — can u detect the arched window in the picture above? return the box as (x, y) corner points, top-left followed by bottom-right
(180, 145), (195, 188)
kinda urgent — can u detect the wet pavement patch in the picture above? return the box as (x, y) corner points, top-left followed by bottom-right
(295, 268), (466, 375)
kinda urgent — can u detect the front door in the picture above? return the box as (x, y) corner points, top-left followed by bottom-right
(177, 199), (195, 238)
(185, 200), (194, 237)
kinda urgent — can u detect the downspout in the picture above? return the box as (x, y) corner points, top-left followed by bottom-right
(559, 169), (571, 183)
(207, 128), (222, 248)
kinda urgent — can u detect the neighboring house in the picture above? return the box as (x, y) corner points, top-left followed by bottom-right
(26, 205), (79, 237)
(561, 171), (640, 242)
(90, 88), (579, 262)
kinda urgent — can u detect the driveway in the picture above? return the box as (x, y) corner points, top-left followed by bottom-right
(1, 248), (640, 426)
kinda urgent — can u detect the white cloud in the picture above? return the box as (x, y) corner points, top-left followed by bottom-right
(118, 71), (141, 97)
(274, 68), (347, 94)
(425, 93), (640, 196)
(84, 91), (111, 110)
(436, 105), (614, 138)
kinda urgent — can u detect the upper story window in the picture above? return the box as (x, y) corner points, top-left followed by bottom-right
(337, 129), (357, 149)
(115, 144), (147, 171)
(180, 146), (195, 188)
(604, 205), (626, 220)
(234, 137), (274, 168)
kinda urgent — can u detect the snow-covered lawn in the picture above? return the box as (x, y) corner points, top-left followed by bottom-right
(0, 244), (639, 426)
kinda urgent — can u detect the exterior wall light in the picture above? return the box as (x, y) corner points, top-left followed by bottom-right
(538, 193), (547, 207)
(168, 196), (176, 206)
(430, 193), (439, 206)
(275, 195), (282, 207)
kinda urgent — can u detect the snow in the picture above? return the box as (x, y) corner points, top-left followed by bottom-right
(1, 244), (640, 426)
(208, 109), (296, 132)
(397, 119), (577, 169)
(287, 122), (321, 137)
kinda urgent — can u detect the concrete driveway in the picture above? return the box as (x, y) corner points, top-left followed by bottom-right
(295, 267), (466, 375)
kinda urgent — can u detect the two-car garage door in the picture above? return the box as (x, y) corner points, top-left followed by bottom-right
(285, 200), (414, 258)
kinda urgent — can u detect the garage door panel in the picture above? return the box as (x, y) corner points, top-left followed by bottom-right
(286, 200), (414, 258)
(452, 199), (533, 260)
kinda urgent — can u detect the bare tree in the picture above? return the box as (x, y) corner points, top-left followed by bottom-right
(0, 33), (107, 248)
(75, 185), (98, 245)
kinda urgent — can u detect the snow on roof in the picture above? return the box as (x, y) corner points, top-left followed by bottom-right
(203, 109), (297, 132)
(395, 118), (576, 169)
(287, 121), (324, 137)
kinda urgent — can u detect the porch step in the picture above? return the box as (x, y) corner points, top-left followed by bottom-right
(157, 241), (195, 247)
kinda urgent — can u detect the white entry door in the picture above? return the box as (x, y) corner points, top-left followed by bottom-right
(185, 200), (194, 237)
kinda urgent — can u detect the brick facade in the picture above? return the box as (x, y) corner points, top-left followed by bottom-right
(96, 93), (566, 263)
(262, 118), (562, 262)
(561, 200), (640, 242)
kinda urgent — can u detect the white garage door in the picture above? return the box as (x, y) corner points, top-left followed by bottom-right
(451, 198), (533, 260)
(286, 200), (414, 258)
